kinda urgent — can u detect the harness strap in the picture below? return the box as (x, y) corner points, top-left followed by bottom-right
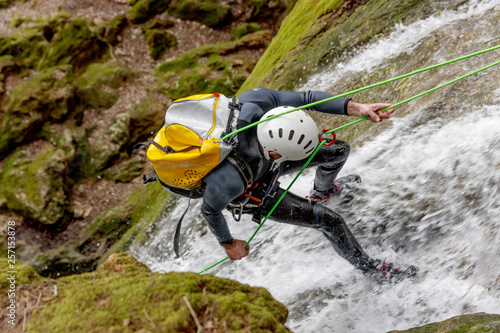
(226, 152), (253, 188)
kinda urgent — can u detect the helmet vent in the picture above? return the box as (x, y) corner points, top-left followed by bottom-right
(278, 128), (283, 138)
(297, 134), (305, 144)
(288, 130), (295, 140)
(268, 130), (273, 138)
(304, 140), (313, 149)
(305, 147), (315, 155)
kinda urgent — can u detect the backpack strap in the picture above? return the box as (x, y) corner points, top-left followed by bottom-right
(173, 198), (191, 258)
(226, 151), (253, 188)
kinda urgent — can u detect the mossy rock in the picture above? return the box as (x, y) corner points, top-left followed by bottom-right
(128, 96), (165, 145)
(239, 0), (468, 92)
(0, 0), (15, 9)
(0, 146), (70, 225)
(389, 312), (500, 332)
(26, 181), (171, 277)
(0, 65), (75, 159)
(0, 11), (107, 73)
(231, 22), (262, 40)
(0, 258), (43, 307)
(76, 61), (134, 110)
(128, 0), (172, 24)
(89, 112), (131, 173)
(143, 18), (175, 30)
(27, 253), (290, 332)
(38, 17), (108, 73)
(144, 28), (177, 60)
(97, 14), (128, 45)
(101, 154), (145, 183)
(155, 30), (272, 99)
(168, 0), (232, 28)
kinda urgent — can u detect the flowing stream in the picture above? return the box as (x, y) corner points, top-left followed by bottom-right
(133, 1), (500, 331)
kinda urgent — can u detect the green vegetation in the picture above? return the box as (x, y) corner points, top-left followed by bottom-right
(143, 28), (177, 60)
(76, 61), (134, 110)
(156, 30), (271, 99)
(231, 22), (262, 40)
(0, 65), (74, 158)
(0, 147), (69, 225)
(238, 0), (343, 91)
(27, 253), (290, 333)
(128, 0), (171, 24)
(168, 0), (232, 28)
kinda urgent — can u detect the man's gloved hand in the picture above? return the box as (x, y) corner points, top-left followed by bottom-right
(222, 239), (250, 260)
(347, 100), (395, 123)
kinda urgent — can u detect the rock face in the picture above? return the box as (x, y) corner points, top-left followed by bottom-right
(0, 253), (291, 332)
(389, 313), (500, 333)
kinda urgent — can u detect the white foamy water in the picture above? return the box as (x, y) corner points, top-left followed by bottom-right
(300, 0), (500, 92)
(133, 1), (500, 331)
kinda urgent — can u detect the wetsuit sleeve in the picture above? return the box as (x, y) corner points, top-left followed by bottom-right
(201, 161), (246, 245)
(237, 88), (351, 117)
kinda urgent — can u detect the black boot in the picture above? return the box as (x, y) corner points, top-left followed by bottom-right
(308, 174), (362, 202)
(362, 260), (418, 283)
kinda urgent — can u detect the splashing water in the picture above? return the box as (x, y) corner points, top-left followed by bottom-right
(133, 1), (500, 331)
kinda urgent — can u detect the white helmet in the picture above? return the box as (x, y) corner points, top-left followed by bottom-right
(257, 106), (319, 164)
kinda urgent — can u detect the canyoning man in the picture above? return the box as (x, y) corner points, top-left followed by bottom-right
(145, 88), (418, 282)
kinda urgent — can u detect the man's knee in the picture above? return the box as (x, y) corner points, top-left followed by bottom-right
(320, 140), (350, 161)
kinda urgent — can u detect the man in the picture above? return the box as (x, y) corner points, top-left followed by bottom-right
(184, 88), (416, 282)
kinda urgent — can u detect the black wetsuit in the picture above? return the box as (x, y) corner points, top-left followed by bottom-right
(193, 88), (379, 272)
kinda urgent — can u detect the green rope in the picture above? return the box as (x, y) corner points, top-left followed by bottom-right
(221, 44), (500, 141)
(199, 56), (500, 275)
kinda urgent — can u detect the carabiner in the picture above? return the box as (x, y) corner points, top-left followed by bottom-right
(319, 129), (336, 146)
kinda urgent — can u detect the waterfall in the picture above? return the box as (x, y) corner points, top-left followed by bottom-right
(133, 0), (500, 331)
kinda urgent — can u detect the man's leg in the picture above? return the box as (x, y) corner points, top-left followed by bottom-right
(258, 187), (378, 272)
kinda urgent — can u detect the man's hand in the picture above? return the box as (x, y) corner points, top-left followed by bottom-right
(347, 100), (395, 123)
(222, 239), (250, 260)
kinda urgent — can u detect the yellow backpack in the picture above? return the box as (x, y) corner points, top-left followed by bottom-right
(144, 93), (241, 190)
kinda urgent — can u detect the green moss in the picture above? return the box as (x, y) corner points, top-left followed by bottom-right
(128, 0), (171, 24)
(143, 18), (175, 30)
(0, 147), (69, 225)
(27, 253), (290, 333)
(239, 0), (464, 92)
(0, 0), (15, 9)
(156, 30), (271, 99)
(393, 313), (500, 332)
(0, 65), (74, 158)
(76, 61), (134, 109)
(0, 258), (43, 307)
(97, 181), (172, 264)
(38, 17), (108, 72)
(97, 14), (128, 45)
(238, 0), (343, 92)
(143, 28), (177, 60)
(101, 155), (145, 183)
(168, 0), (232, 28)
(231, 22), (262, 40)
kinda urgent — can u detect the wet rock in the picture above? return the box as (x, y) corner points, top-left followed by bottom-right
(389, 313), (500, 332)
